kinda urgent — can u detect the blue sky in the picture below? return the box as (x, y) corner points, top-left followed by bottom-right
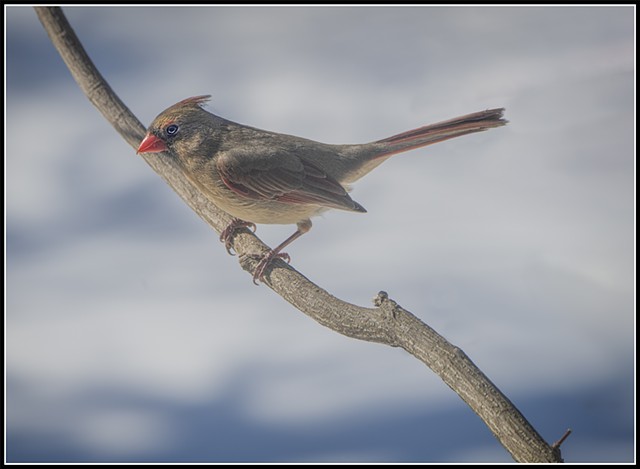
(6, 5), (635, 462)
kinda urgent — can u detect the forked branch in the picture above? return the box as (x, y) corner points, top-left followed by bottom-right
(34, 6), (565, 462)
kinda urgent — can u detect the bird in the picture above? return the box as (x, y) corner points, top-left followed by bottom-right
(137, 95), (507, 284)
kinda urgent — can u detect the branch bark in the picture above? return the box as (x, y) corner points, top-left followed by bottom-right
(34, 6), (564, 463)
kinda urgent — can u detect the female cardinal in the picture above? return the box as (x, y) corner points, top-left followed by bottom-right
(137, 96), (506, 284)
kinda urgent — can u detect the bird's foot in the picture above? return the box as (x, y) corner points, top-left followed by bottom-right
(250, 250), (291, 285)
(220, 219), (256, 255)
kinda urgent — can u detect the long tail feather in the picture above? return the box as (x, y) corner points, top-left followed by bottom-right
(375, 108), (507, 158)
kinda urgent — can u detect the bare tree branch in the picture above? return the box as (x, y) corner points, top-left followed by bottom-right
(34, 6), (564, 462)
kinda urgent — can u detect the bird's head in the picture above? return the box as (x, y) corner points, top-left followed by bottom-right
(137, 95), (213, 155)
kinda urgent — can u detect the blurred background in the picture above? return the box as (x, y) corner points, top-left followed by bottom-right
(6, 6), (634, 462)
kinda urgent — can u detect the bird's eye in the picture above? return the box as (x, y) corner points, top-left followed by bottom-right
(165, 124), (179, 136)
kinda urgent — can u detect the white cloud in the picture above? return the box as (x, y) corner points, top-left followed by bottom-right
(6, 5), (634, 462)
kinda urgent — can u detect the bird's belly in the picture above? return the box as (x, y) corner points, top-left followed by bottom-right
(221, 197), (323, 225)
(191, 175), (321, 225)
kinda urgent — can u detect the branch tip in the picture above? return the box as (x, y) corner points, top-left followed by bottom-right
(373, 290), (389, 307)
(552, 428), (572, 450)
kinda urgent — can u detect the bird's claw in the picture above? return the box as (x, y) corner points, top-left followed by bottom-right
(251, 250), (291, 285)
(220, 219), (256, 255)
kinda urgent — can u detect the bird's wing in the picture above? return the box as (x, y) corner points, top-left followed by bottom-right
(216, 148), (366, 213)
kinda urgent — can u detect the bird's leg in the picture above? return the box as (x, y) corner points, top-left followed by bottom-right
(252, 219), (312, 285)
(220, 218), (257, 255)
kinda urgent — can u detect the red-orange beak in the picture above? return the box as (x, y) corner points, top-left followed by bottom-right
(137, 133), (168, 154)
